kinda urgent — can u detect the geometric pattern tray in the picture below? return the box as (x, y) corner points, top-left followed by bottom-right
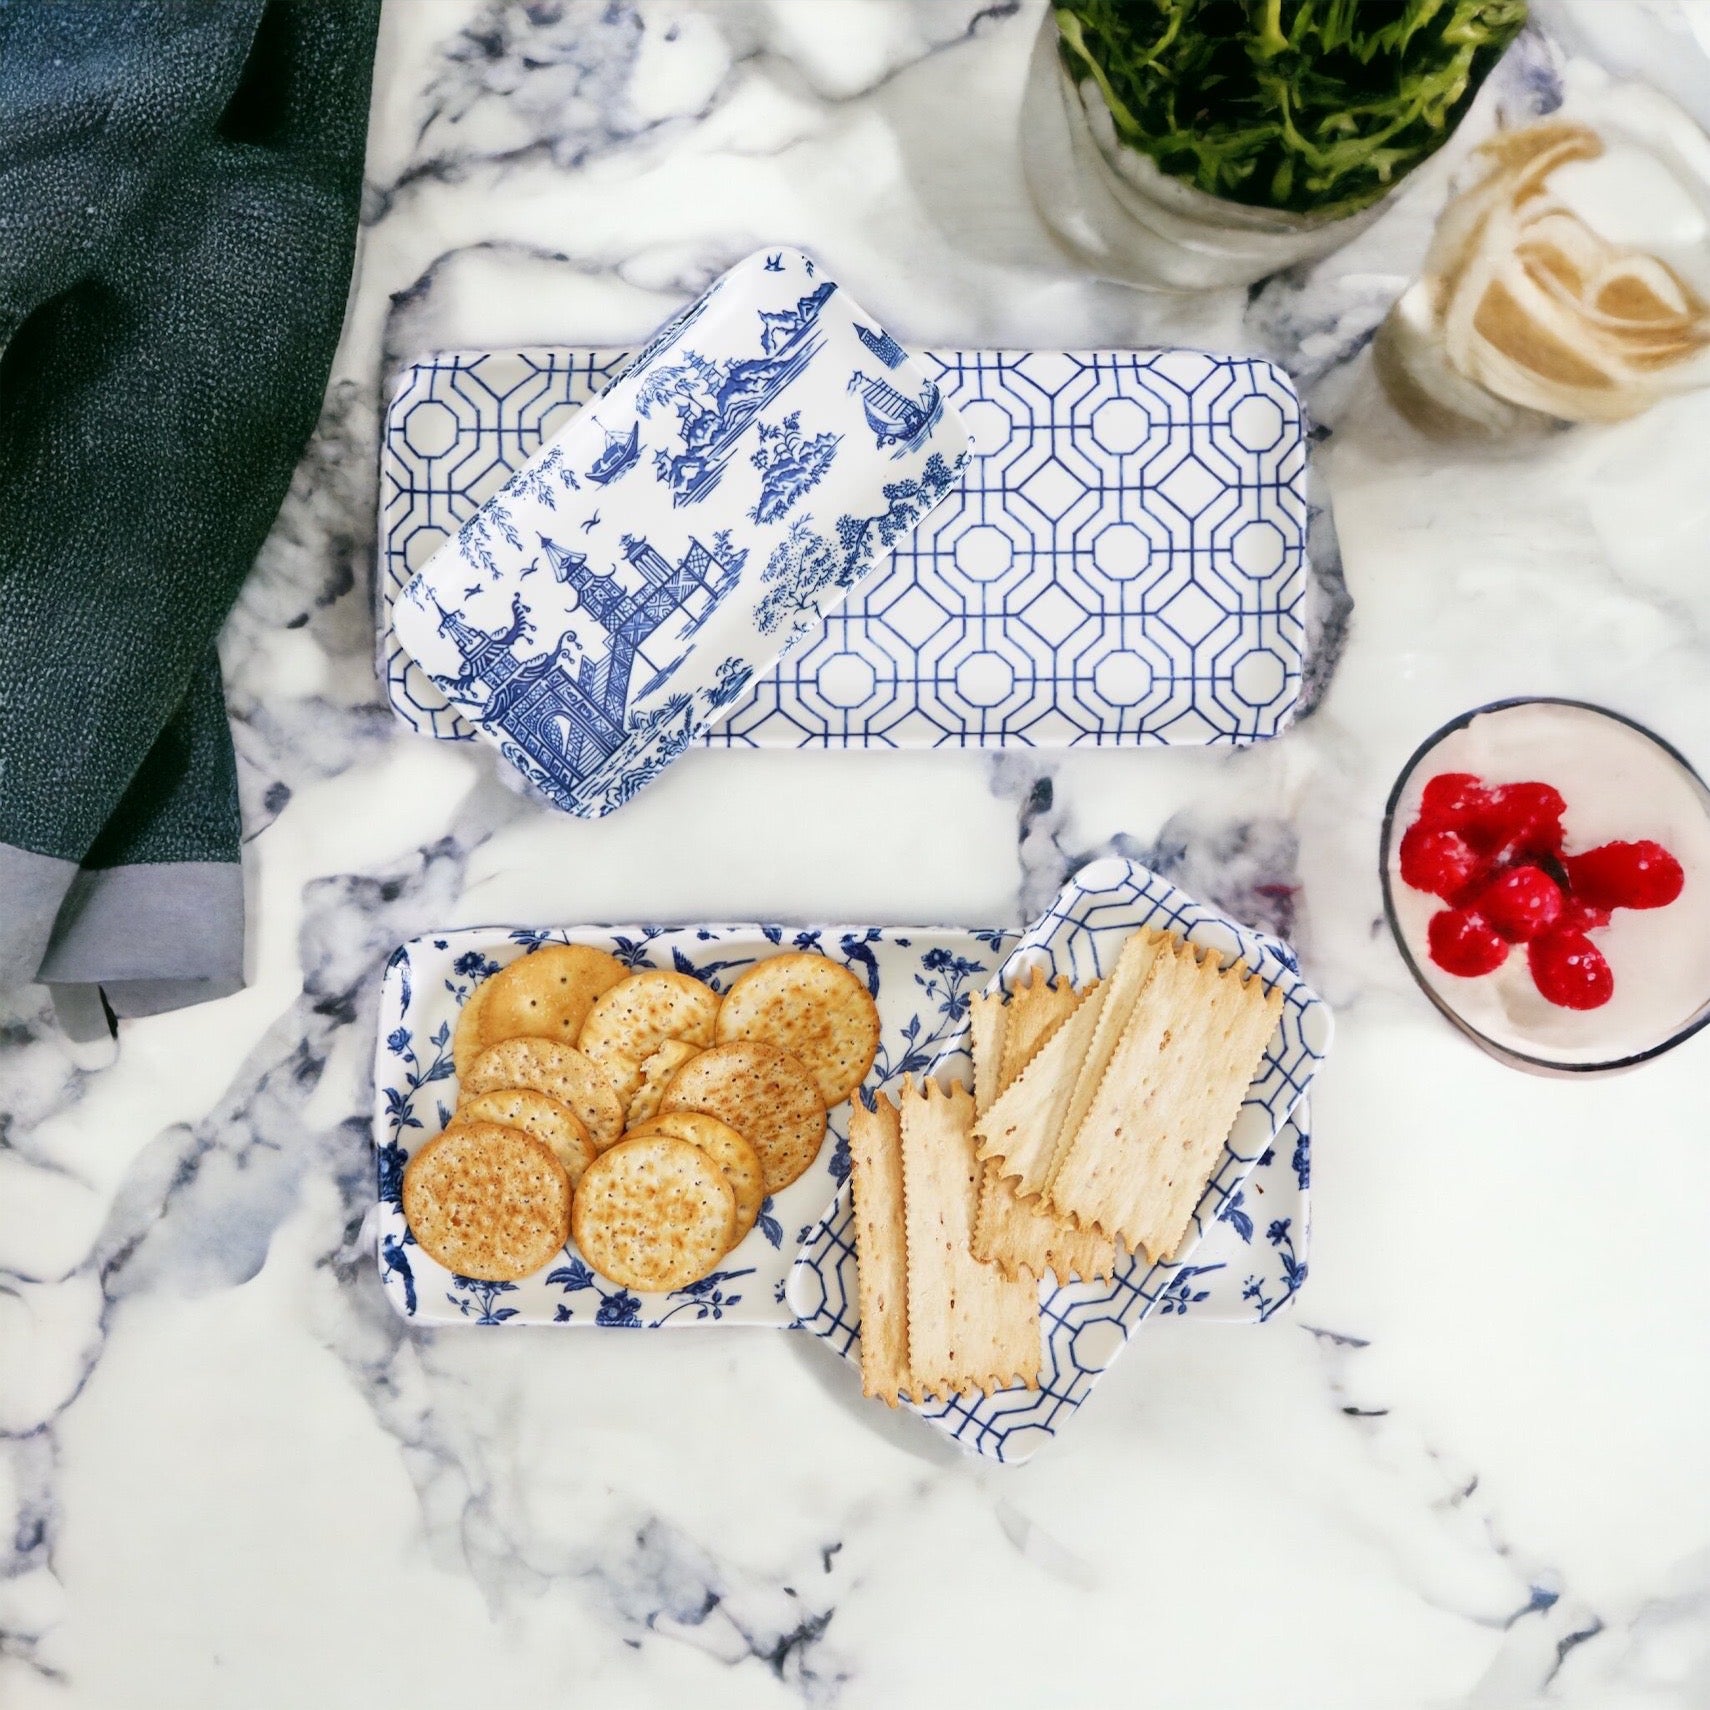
(788, 859), (1331, 1462)
(373, 906), (1313, 1333)
(380, 348), (1308, 749)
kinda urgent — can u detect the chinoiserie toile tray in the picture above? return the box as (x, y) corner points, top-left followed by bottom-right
(380, 346), (1308, 750)
(373, 912), (1313, 1330)
(789, 859), (1331, 1463)
(391, 249), (970, 818)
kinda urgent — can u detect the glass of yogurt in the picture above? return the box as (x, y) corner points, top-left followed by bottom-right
(1381, 698), (1710, 1073)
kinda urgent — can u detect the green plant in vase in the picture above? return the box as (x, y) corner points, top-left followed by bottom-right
(1027, 0), (1529, 288)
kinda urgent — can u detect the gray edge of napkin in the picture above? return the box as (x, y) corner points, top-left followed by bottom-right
(11, 853), (246, 1023)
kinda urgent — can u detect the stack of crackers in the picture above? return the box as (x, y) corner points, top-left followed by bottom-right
(401, 944), (879, 1293)
(846, 926), (1281, 1405)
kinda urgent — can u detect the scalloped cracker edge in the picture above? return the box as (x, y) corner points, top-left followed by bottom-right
(969, 989), (1006, 1119)
(899, 1078), (1040, 1400)
(997, 968), (1080, 1094)
(973, 1166), (1119, 1284)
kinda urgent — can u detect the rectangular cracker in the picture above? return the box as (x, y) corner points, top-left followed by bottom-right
(1034, 928), (1171, 1197)
(972, 980), (1107, 1197)
(847, 1095), (911, 1405)
(968, 988), (1007, 1119)
(900, 1079), (1040, 1398)
(996, 968), (1080, 1092)
(973, 969), (1118, 1282)
(1046, 940), (1284, 1259)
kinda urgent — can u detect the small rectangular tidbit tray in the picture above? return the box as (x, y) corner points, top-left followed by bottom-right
(788, 859), (1331, 1462)
(380, 346), (1308, 749)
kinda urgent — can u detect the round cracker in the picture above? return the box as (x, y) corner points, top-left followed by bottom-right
(572, 1136), (735, 1293)
(715, 951), (879, 1106)
(459, 1087), (596, 1187)
(452, 977), (492, 1083)
(464, 1037), (624, 1150)
(658, 1041), (825, 1195)
(625, 1038), (702, 1129)
(626, 1111), (765, 1249)
(578, 971), (720, 1102)
(477, 944), (627, 1052)
(402, 1120), (571, 1282)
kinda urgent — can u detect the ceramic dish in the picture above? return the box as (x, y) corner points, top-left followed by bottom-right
(374, 923), (1004, 1327)
(1381, 697), (1710, 1074)
(392, 247), (969, 817)
(374, 911), (1313, 1330)
(788, 858), (1331, 1462)
(380, 346), (1308, 748)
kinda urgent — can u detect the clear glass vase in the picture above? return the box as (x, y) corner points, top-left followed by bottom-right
(1018, 14), (1388, 294)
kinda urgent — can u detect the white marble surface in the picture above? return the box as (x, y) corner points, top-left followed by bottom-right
(6, 2), (1710, 1705)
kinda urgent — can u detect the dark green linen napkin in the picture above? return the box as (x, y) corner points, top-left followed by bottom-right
(0, 0), (379, 1022)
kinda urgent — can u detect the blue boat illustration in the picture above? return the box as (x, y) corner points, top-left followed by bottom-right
(855, 322), (906, 368)
(847, 369), (943, 456)
(432, 528), (746, 781)
(585, 420), (641, 485)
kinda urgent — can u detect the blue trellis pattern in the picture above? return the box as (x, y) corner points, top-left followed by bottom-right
(372, 924), (1009, 1327)
(786, 859), (1332, 1463)
(389, 250), (969, 818)
(379, 347), (1307, 748)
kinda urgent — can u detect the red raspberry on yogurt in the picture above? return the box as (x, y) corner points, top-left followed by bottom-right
(1385, 702), (1709, 1070)
(1476, 865), (1564, 943)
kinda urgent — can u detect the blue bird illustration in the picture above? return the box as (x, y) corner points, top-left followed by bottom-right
(462, 584), (483, 600)
(840, 933), (881, 996)
(582, 512), (601, 532)
(518, 556), (541, 578)
(764, 253), (783, 272)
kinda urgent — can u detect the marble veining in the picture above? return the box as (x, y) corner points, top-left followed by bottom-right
(5, 2), (1710, 1706)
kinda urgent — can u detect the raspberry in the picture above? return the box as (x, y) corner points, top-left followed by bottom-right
(1476, 864), (1564, 942)
(1418, 772), (1489, 827)
(1527, 930), (1614, 1010)
(1427, 907), (1509, 977)
(1556, 896), (1612, 935)
(1398, 823), (1486, 900)
(1463, 781), (1567, 858)
(1564, 840), (1685, 911)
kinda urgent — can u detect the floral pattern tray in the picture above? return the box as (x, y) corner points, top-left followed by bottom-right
(380, 346), (1308, 750)
(788, 859), (1331, 1460)
(373, 912), (1313, 1330)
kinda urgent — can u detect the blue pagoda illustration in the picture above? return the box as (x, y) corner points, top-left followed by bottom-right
(434, 529), (746, 778)
(847, 369), (943, 455)
(855, 322), (906, 368)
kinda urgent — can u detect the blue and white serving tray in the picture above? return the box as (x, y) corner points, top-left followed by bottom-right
(374, 908), (1315, 1333)
(788, 859), (1331, 1462)
(392, 247), (969, 818)
(382, 345), (1308, 749)
(374, 923), (1007, 1328)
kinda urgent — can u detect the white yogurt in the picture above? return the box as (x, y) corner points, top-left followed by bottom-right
(1388, 702), (1710, 1066)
